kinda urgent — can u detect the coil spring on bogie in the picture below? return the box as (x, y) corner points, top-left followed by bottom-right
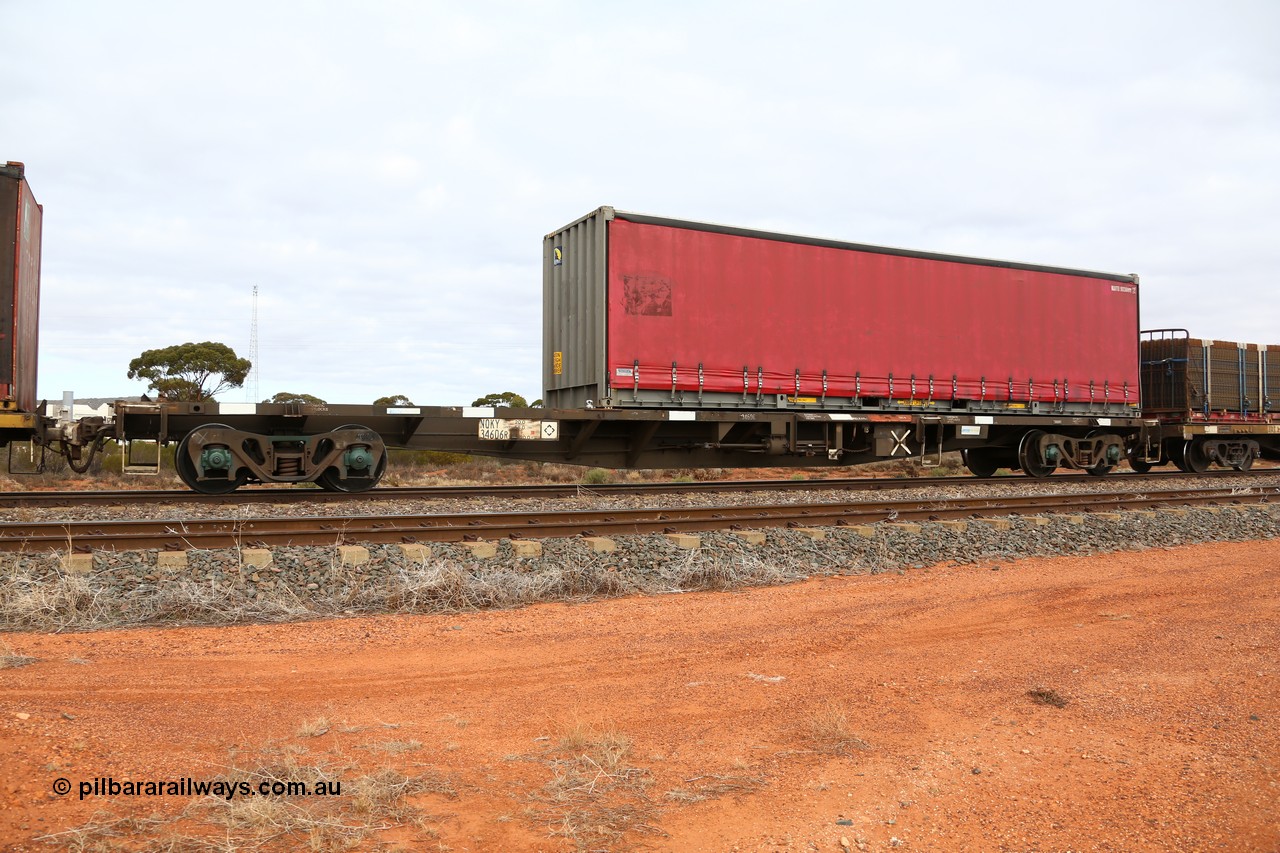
(276, 456), (304, 478)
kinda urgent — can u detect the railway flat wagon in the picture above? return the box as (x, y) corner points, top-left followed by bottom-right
(0, 161), (41, 443)
(543, 207), (1144, 477)
(1137, 329), (1278, 471)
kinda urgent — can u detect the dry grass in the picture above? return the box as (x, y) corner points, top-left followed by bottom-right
(440, 713), (469, 729)
(350, 766), (456, 822)
(0, 535), (806, 633)
(188, 757), (452, 848)
(554, 721), (629, 763)
(1027, 686), (1069, 708)
(36, 750), (453, 852)
(804, 699), (871, 755)
(0, 640), (38, 669)
(523, 722), (664, 851)
(295, 717), (331, 738)
(0, 567), (116, 632)
(0, 559), (316, 632)
(664, 771), (767, 804)
(359, 740), (423, 754)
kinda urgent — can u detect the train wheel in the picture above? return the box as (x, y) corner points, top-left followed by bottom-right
(1127, 452), (1153, 474)
(1182, 439), (1211, 474)
(316, 424), (387, 493)
(1017, 430), (1057, 479)
(317, 455), (387, 493)
(174, 425), (242, 495)
(961, 448), (999, 478)
(1168, 440), (1189, 473)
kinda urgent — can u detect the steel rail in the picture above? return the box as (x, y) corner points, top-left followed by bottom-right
(0, 468), (1272, 508)
(1, 485), (1274, 552)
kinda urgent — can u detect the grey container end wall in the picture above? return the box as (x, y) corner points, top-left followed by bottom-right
(543, 206), (612, 409)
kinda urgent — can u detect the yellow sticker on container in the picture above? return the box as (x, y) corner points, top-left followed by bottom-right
(553, 351), (563, 375)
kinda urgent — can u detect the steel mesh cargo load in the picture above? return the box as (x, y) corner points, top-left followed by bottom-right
(1140, 331), (1275, 418)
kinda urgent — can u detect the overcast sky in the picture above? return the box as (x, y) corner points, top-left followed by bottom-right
(3, 1), (1277, 406)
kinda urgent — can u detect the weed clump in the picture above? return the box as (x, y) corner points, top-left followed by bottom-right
(525, 721), (662, 849)
(1027, 686), (1069, 708)
(38, 751), (452, 851)
(804, 699), (871, 755)
(0, 641), (37, 669)
(295, 717), (331, 738)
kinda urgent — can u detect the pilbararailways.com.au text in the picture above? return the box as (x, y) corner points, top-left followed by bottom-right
(55, 776), (343, 801)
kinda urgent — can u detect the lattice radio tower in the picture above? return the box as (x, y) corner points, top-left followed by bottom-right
(248, 285), (260, 403)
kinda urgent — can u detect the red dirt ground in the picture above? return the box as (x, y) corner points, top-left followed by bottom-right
(2, 539), (1277, 851)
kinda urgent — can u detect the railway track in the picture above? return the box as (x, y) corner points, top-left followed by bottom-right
(0, 468), (1272, 508)
(3, 484), (1274, 552)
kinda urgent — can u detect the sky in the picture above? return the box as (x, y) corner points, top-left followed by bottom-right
(2, 1), (1278, 406)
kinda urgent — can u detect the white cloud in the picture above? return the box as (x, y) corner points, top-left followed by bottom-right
(2, 0), (1277, 403)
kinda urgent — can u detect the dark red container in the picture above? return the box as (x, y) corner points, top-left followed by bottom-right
(0, 161), (41, 414)
(545, 208), (1140, 413)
